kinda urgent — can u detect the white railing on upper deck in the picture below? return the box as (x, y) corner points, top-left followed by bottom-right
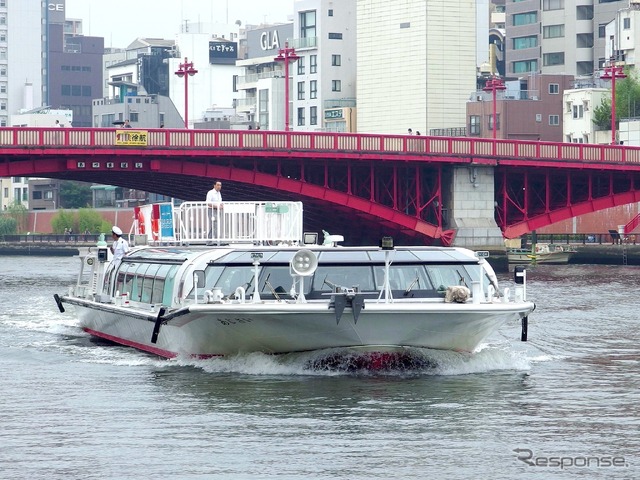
(174, 201), (303, 245)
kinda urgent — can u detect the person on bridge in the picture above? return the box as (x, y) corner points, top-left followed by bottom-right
(124, 119), (132, 128)
(206, 181), (223, 242)
(110, 226), (129, 268)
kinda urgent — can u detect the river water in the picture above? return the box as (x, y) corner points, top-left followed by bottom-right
(0, 256), (638, 479)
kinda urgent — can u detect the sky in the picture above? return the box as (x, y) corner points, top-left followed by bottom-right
(65, 0), (293, 48)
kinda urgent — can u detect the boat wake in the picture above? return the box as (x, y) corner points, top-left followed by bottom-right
(177, 343), (533, 377)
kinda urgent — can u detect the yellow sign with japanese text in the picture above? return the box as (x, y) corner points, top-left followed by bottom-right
(115, 130), (148, 146)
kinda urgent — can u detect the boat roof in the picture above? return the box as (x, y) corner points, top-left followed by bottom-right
(124, 245), (480, 265)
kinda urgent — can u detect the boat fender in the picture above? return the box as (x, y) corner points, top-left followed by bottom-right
(234, 286), (246, 303)
(53, 294), (65, 313)
(150, 307), (167, 344)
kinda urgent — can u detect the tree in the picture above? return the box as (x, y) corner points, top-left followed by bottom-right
(78, 208), (105, 233)
(593, 68), (640, 130)
(0, 216), (18, 236)
(51, 209), (77, 234)
(6, 202), (28, 233)
(60, 181), (92, 209)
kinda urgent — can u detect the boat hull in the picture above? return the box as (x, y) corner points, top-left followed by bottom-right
(63, 297), (533, 358)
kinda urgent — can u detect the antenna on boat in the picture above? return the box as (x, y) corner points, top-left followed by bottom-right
(378, 237), (394, 303)
(251, 253), (263, 302)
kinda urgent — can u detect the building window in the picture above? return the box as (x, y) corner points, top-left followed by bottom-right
(0, 83), (5, 94)
(82, 86), (91, 96)
(300, 10), (316, 38)
(71, 85), (82, 96)
(598, 24), (607, 38)
(572, 105), (584, 119)
(297, 81), (305, 100)
(513, 36), (537, 49)
(513, 12), (537, 26)
(543, 0), (564, 10)
(469, 115), (480, 135)
(310, 106), (318, 125)
(543, 25), (564, 38)
(129, 112), (139, 122)
(310, 80), (317, 99)
(297, 107), (305, 126)
(624, 17), (631, 29)
(543, 52), (564, 66)
(310, 55), (317, 74)
(3, 187), (8, 198)
(61, 85), (71, 96)
(577, 33), (593, 48)
(328, 9), (333, 16)
(331, 54), (341, 66)
(548, 83), (559, 94)
(488, 114), (500, 131)
(332, 80), (341, 92)
(576, 5), (593, 20)
(297, 56), (305, 75)
(512, 59), (538, 73)
(22, 187), (28, 202)
(259, 89), (269, 129)
(549, 115), (560, 125)
(328, 33), (343, 40)
(44, 190), (53, 200)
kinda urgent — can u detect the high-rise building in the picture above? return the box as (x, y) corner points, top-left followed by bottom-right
(356, 0), (477, 134)
(505, 0), (625, 78)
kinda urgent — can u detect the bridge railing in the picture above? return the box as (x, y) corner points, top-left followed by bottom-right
(3, 127), (640, 166)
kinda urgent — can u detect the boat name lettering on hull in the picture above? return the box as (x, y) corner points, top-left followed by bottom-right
(217, 317), (253, 326)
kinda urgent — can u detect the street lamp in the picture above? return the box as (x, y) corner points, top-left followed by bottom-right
(483, 76), (506, 139)
(601, 63), (627, 145)
(174, 57), (198, 129)
(274, 42), (300, 131)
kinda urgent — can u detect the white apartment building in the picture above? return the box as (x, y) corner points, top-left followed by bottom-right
(605, 4), (640, 67)
(356, 0), (477, 134)
(290, 0), (357, 132)
(235, 23), (294, 130)
(2, 0), (43, 127)
(167, 24), (244, 128)
(563, 88), (609, 144)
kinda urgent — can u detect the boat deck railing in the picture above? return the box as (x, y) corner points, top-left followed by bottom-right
(134, 201), (304, 245)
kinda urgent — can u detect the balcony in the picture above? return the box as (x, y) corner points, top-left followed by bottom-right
(288, 37), (318, 50)
(236, 70), (281, 88)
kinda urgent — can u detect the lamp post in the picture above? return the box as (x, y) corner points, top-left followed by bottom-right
(174, 57), (198, 129)
(483, 76), (506, 139)
(601, 64), (627, 145)
(274, 42), (300, 131)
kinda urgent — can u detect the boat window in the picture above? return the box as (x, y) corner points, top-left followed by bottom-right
(424, 265), (472, 293)
(258, 266), (299, 297)
(213, 267), (254, 297)
(373, 265), (434, 294)
(161, 265), (178, 306)
(311, 266), (375, 292)
(115, 262), (137, 297)
(140, 264), (161, 303)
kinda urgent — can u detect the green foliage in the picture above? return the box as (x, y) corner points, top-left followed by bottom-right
(78, 208), (104, 233)
(51, 209), (77, 234)
(5, 202), (28, 233)
(60, 181), (92, 209)
(593, 68), (640, 130)
(100, 220), (112, 235)
(0, 216), (18, 235)
(592, 97), (611, 130)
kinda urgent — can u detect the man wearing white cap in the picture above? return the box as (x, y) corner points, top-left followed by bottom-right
(110, 226), (129, 268)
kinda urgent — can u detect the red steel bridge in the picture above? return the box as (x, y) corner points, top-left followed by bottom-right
(2, 127), (640, 246)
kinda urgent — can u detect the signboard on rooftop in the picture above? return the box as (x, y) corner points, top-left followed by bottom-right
(209, 41), (238, 65)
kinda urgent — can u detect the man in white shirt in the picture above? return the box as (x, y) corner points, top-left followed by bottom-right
(205, 181), (223, 241)
(110, 226), (129, 268)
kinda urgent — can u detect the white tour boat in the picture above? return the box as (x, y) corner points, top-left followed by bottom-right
(54, 201), (535, 365)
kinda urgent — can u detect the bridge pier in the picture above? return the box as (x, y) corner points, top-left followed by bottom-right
(448, 165), (505, 250)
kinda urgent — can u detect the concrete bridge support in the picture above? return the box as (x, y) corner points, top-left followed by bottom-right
(448, 165), (505, 249)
